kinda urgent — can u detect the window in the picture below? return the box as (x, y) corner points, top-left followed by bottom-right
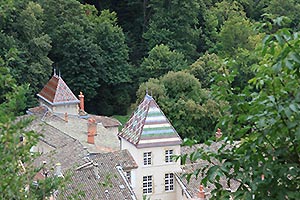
(143, 175), (153, 194)
(165, 150), (173, 163)
(165, 173), (174, 191)
(125, 171), (131, 184)
(143, 152), (152, 165)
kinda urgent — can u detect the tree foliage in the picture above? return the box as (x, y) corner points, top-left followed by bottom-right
(136, 71), (224, 140)
(143, 0), (201, 61)
(0, 59), (62, 199)
(190, 24), (300, 199)
(139, 44), (188, 82)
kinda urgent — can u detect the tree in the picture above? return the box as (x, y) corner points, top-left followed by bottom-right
(143, 0), (201, 62)
(0, 1), (52, 108)
(0, 59), (62, 199)
(187, 52), (223, 89)
(189, 25), (300, 199)
(217, 15), (255, 56)
(139, 44), (188, 82)
(203, 0), (246, 52)
(136, 71), (224, 140)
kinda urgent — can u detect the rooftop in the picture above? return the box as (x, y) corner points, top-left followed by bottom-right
(37, 74), (80, 105)
(60, 150), (137, 200)
(179, 142), (240, 198)
(118, 94), (182, 148)
(28, 106), (121, 153)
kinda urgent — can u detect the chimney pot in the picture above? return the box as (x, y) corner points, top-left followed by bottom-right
(216, 128), (222, 139)
(197, 185), (206, 199)
(93, 162), (100, 179)
(55, 163), (63, 178)
(87, 118), (97, 144)
(79, 92), (85, 111)
(64, 112), (68, 123)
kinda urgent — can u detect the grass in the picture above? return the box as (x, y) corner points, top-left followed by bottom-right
(112, 115), (130, 131)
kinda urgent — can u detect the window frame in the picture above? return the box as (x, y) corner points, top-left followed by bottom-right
(143, 152), (152, 166)
(165, 173), (174, 192)
(143, 175), (153, 194)
(165, 149), (174, 163)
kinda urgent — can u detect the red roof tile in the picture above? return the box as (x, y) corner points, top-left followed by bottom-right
(37, 75), (79, 105)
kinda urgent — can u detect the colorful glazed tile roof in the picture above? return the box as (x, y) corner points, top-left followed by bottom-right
(118, 94), (182, 148)
(37, 75), (80, 105)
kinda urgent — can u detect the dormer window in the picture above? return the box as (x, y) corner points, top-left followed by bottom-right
(143, 152), (152, 165)
(165, 149), (173, 163)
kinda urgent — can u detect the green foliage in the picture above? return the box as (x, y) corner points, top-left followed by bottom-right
(192, 24), (300, 199)
(137, 71), (224, 140)
(217, 15), (255, 56)
(0, 59), (62, 199)
(187, 53), (223, 88)
(143, 0), (201, 61)
(203, 0), (246, 51)
(140, 44), (188, 82)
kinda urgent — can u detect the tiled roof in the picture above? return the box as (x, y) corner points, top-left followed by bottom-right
(89, 115), (121, 127)
(37, 75), (80, 105)
(118, 94), (182, 148)
(61, 150), (138, 200)
(179, 142), (240, 199)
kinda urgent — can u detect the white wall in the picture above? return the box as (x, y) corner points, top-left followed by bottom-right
(121, 138), (183, 200)
(39, 99), (79, 115)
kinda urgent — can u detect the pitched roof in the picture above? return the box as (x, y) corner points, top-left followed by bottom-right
(118, 94), (182, 148)
(37, 75), (80, 105)
(61, 150), (138, 200)
(178, 143), (240, 199)
(89, 115), (121, 127)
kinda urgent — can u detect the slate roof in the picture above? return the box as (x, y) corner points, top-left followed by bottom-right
(90, 115), (121, 128)
(61, 150), (138, 200)
(118, 94), (182, 148)
(179, 142), (240, 199)
(37, 75), (80, 105)
(30, 114), (137, 200)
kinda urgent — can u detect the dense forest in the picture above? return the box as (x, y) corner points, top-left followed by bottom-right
(1, 0), (300, 199)
(1, 0), (300, 141)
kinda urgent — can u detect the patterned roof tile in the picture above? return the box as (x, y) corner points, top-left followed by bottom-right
(37, 75), (79, 105)
(118, 94), (182, 148)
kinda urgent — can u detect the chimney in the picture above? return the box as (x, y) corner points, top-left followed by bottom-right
(215, 128), (222, 139)
(87, 118), (97, 144)
(64, 112), (68, 123)
(55, 163), (63, 178)
(197, 185), (206, 199)
(93, 162), (100, 179)
(79, 92), (84, 111)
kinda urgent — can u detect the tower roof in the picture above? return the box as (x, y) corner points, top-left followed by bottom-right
(37, 75), (80, 105)
(118, 94), (182, 148)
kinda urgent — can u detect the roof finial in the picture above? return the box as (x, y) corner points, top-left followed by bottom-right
(146, 86), (148, 95)
(53, 68), (56, 76)
(59, 70), (61, 77)
(150, 90), (153, 97)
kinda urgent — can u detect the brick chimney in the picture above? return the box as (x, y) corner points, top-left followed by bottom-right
(215, 128), (222, 139)
(64, 112), (68, 123)
(87, 118), (97, 144)
(78, 92), (84, 111)
(197, 185), (206, 199)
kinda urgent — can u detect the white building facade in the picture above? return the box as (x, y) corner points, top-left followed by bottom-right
(119, 94), (184, 200)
